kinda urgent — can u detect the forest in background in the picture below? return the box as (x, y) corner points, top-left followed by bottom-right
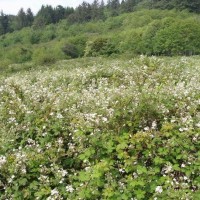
(1, 0), (200, 35)
(0, 0), (200, 69)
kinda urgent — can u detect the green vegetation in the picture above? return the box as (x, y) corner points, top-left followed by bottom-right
(0, 56), (200, 199)
(1, 8), (200, 69)
(0, 1), (200, 199)
(1, 0), (200, 37)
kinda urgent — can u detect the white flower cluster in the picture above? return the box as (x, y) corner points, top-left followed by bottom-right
(47, 188), (63, 200)
(0, 155), (6, 168)
(155, 186), (163, 193)
(66, 185), (74, 193)
(0, 57), (199, 136)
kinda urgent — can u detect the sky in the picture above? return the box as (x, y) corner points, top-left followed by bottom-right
(0, 0), (94, 15)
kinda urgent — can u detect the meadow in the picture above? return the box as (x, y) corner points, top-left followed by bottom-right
(0, 56), (200, 199)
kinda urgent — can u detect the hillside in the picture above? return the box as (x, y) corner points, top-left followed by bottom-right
(1, 9), (200, 69)
(0, 56), (200, 199)
(1, 0), (199, 36)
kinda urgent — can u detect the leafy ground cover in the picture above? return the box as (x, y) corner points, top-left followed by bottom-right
(0, 56), (200, 199)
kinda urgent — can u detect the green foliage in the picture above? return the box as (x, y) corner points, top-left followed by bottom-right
(29, 31), (41, 44)
(147, 0), (200, 13)
(32, 47), (57, 65)
(107, 0), (121, 17)
(153, 18), (200, 55)
(116, 10), (200, 56)
(0, 12), (10, 35)
(1, 0), (200, 37)
(66, 35), (88, 57)
(0, 56), (200, 199)
(85, 37), (118, 56)
(61, 43), (79, 58)
(4, 46), (32, 63)
(0, 9), (200, 67)
(40, 25), (56, 42)
(33, 5), (55, 28)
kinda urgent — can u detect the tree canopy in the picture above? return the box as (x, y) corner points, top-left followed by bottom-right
(1, 0), (200, 35)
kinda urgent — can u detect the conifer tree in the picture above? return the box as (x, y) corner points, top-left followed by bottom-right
(107, 0), (120, 16)
(91, 0), (105, 20)
(26, 8), (34, 26)
(33, 5), (55, 28)
(16, 8), (27, 29)
(0, 11), (10, 35)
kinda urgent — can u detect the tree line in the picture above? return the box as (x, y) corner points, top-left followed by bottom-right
(1, 8), (200, 68)
(1, 0), (200, 35)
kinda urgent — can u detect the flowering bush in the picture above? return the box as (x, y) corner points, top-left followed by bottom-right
(0, 56), (200, 199)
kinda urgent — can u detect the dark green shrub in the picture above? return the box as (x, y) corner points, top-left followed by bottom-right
(32, 47), (56, 65)
(29, 32), (41, 44)
(61, 43), (79, 58)
(67, 35), (88, 57)
(85, 37), (118, 57)
(5, 46), (32, 63)
(40, 26), (56, 42)
(12, 34), (22, 44)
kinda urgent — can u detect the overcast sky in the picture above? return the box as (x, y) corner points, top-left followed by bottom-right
(0, 0), (94, 15)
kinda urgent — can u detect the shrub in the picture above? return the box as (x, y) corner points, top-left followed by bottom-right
(32, 47), (56, 65)
(29, 32), (41, 44)
(119, 28), (144, 54)
(0, 56), (200, 199)
(67, 35), (88, 57)
(40, 30), (56, 43)
(153, 18), (200, 55)
(5, 46), (32, 63)
(61, 43), (79, 58)
(85, 37), (118, 57)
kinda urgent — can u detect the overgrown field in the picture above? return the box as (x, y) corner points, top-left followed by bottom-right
(0, 56), (200, 199)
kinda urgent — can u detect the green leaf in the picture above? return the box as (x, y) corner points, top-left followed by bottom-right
(29, 181), (39, 190)
(78, 171), (91, 181)
(135, 189), (146, 199)
(137, 166), (147, 174)
(173, 164), (180, 171)
(18, 178), (28, 186)
(154, 156), (164, 164)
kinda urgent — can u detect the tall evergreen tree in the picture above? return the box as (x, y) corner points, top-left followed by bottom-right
(76, 2), (92, 22)
(150, 0), (200, 12)
(54, 5), (65, 23)
(91, 0), (100, 20)
(26, 8), (34, 26)
(185, 0), (200, 13)
(99, 0), (106, 20)
(122, 0), (139, 12)
(0, 11), (10, 35)
(16, 8), (27, 30)
(91, 0), (105, 20)
(33, 5), (55, 28)
(65, 7), (75, 18)
(107, 0), (120, 16)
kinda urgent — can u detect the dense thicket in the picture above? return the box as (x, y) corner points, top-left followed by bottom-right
(0, 56), (200, 199)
